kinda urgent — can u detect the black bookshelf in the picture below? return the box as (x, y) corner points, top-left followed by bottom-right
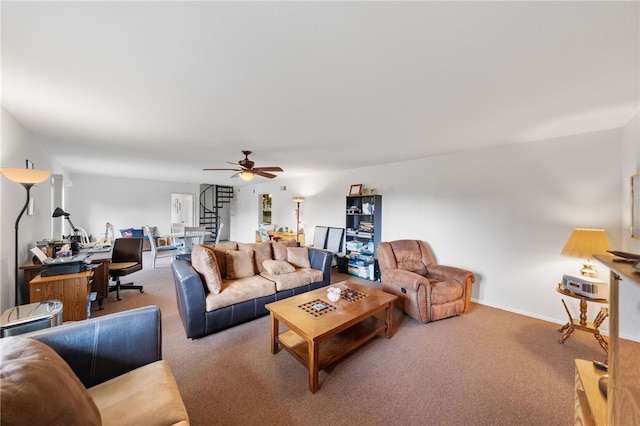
(345, 194), (381, 280)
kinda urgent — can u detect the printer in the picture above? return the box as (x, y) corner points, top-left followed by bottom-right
(40, 254), (91, 277)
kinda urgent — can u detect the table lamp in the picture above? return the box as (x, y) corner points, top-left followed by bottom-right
(0, 164), (51, 306)
(52, 207), (80, 254)
(561, 228), (609, 278)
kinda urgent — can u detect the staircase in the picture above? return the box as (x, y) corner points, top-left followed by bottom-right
(199, 185), (234, 243)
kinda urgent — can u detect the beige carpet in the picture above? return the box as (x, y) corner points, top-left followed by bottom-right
(93, 253), (609, 425)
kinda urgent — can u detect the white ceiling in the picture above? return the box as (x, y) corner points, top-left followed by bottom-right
(2, 1), (638, 185)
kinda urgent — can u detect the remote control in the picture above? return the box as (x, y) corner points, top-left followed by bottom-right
(592, 360), (608, 371)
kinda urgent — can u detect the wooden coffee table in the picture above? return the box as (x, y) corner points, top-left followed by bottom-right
(265, 281), (397, 393)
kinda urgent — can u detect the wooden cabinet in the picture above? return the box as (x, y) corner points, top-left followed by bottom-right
(577, 255), (640, 425)
(22, 252), (111, 310)
(29, 271), (93, 322)
(345, 195), (381, 280)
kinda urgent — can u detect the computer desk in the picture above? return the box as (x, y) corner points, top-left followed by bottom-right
(20, 248), (112, 311)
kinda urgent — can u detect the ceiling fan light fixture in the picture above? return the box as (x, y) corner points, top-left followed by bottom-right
(238, 171), (255, 181)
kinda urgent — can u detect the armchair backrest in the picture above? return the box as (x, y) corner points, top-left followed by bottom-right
(112, 237), (143, 264)
(377, 240), (436, 275)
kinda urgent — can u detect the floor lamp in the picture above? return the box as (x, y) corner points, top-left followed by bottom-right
(0, 165), (51, 306)
(293, 196), (305, 244)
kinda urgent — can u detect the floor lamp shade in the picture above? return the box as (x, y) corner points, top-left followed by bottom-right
(0, 166), (51, 306)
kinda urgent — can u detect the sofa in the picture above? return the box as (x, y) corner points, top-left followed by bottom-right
(0, 305), (189, 425)
(172, 240), (333, 338)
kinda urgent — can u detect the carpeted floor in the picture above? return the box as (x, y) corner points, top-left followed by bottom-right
(93, 253), (609, 425)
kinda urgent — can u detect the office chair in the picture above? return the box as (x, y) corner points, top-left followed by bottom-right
(108, 237), (144, 300)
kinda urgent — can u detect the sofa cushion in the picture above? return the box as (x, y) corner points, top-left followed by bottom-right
(238, 241), (273, 274)
(272, 240), (297, 260)
(205, 276), (277, 311)
(212, 241), (238, 277)
(261, 268), (324, 292)
(0, 337), (102, 426)
(226, 250), (255, 279)
(191, 245), (223, 294)
(88, 360), (189, 426)
(287, 246), (311, 268)
(262, 259), (296, 275)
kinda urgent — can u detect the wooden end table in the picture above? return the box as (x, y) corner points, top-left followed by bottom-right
(265, 281), (397, 393)
(556, 285), (608, 353)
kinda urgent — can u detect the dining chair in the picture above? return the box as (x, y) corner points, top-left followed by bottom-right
(145, 225), (178, 268)
(171, 223), (185, 247)
(183, 226), (206, 252)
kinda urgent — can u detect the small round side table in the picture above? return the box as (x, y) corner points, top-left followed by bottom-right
(556, 284), (609, 353)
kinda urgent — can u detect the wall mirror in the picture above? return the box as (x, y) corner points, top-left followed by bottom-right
(260, 194), (272, 225)
(632, 174), (640, 239)
(171, 193), (195, 227)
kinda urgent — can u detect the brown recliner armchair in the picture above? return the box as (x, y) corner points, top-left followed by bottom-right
(378, 240), (475, 323)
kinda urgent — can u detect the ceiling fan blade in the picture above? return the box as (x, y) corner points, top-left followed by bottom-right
(203, 168), (241, 171)
(254, 166), (283, 172)
(254, 170), (277, 179)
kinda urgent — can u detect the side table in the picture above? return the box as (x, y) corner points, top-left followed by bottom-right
(556, 285), (608, 353)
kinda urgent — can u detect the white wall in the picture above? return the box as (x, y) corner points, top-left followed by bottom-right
(0, 108), (65, 308)
(68, 174), (199, 239)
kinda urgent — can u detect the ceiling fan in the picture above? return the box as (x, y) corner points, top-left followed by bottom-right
(203, 150), (284, 181)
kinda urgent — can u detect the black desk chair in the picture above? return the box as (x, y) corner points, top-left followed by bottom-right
(108, 237), (144, 300)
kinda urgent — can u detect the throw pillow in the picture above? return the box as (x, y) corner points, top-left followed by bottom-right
(212, 241), (238, 277)
(120, 228), (133, 238)
(272, 240), (297, 260)
(238, 242), (273, 274)
(287, 246), (311, 268)
(226, 250), (255, 279)
(191, 245), (223, 294)
(0, 337), (101, 426)
(262, 259), (296, 275)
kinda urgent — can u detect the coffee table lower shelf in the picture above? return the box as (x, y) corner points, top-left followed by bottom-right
(277, 316), (387, 371)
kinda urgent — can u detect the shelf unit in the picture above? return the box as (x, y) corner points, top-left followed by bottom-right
(345, 194), (381, 280)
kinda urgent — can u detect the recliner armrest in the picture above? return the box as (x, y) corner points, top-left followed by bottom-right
(428, 264), (475, 285)
(21, 305), (162, 388)
(381, 268), (430, 292)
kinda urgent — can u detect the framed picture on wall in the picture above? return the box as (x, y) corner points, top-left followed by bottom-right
(349, 184), (363, 196)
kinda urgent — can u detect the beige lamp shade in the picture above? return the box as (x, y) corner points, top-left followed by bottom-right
(0, 168), (50, 184)
(292, 196), (305, 203)
(561, 228), (609, 259)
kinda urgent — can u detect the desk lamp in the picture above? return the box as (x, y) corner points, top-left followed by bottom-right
(0, 164), (51, 306)
(561, 228), (609, 278)
(52, 207), (80, 254)
(293, 196), (305, 244)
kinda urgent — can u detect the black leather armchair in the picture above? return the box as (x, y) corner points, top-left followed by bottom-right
(22, 305), (162, 388)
